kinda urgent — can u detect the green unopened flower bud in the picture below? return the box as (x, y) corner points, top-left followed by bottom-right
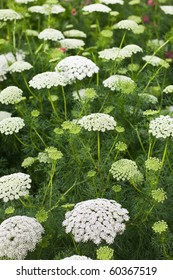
(97, 246), (114, 260)
(152, 220), (168, 234)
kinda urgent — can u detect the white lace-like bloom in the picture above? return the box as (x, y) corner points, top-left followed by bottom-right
(100, 0), (124, 4)
(62, 198), (129, 245)
(77, 113), (116, 132)
(109, 159), (140, 181)
(0, 216), (44, 259)
(38, 28), (64, 41)
(15, 0), (35, 4)
(63, 29), (87, 38)
(120, 44), (143, 58)
(160, 6), (173, 15)
(55, 56), (99, 83)
(163, 85), (173, 94)
(103, 75), (136, 94)
(0, 173), (31, 203)
(149, 115), (173, 139)
(99, 47), (122, 60)
(28, 4), (65, 15)
(0, 52), (25, 81)
(0, 117), (25, 135)
(8, 61), (33, 73)
(113, 20), (139, 32)
(62, 255), (92, 260)
(142, 55), (169, 68)
(29, 72), (67, 89)
(59, 39), (85, 50)
(0, 86), (23, 105)
(0, 111), (12, 121)
(82, 3), (111, 13)
(0, 9), (22, 21)
(138, 93), (158, 105)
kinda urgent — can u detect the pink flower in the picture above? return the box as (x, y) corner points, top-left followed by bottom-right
(147, 0), (155, 6)
(142, 15), (150, 24)
(165, 51), (173, 60)
(71, 8), (77, 16)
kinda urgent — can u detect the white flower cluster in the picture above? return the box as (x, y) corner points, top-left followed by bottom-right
(103, 75), (136, 94)
(149, 115), (173, 139)
(0, 9), (22, 21)
(100, 0), (124, 5)
(28, 4), (65, 15)
(160, 5), (173, 15)
(0, 52), (25, 81)
(0, 117), (25, 135)
(15, 0), (35, 4)
(138, 93), (158, 105)
(29, 72), (67, 89)
(82, 3), (111, 13)
(0, 216), (44, 259)
(62, 198), (129, 245)
(62, 255), (92, 260)
(55, 56), (99, 83)
(0, 111), (12, 121)
(147, 39), (165, 50)
(38, 28), (64, 41)
(113, 20), (139, 32)
(142, 55), (169, 68)
(99, 45), (142, 61)
(163, 85), (173, 94)
(9, 61), (33, 73)
(77, 113), (116, 132)
(0, 173), (31, 202)
(0, 86), (23, 105)
(59, 39), (85, 49)
(109, 159), (140, 181)
(63, 29), (87, 38)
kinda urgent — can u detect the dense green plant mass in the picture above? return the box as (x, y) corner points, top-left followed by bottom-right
(0, 0), (173, 260)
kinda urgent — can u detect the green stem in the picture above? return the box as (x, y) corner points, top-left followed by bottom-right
(13, 20), (16, 51)
(142, 203), (155, 222)
(97, 131), (101, 165)
(32, 127), (47, 147)
(22, 74), (39, 100)
(135, 127), (146, 154)
(14, 134), (29, 147)
(61, 86), (67, 120)
(141, 66), (163, 94)
(42, 161), (57, 207)
(47, 90), (61, 121)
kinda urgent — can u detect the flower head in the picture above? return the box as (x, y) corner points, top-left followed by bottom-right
(0, 86), (23, 105)
(163, 85), (173, 94)
(62, 198), (129, 245)
(59, 39), (85, 50)
(160, 5), (173, 15)
(0, 216), (44, 259)
(142, 55), (169, 68)
(82, 4), (111, 13)
(0, 173), (31, 203)
(98, 47), (122, 61)
(8, 61), (33, 73)
(113, 20), (139, 32)
(152, 220), (168, 234)
(0, 117), (25, 135)
(77, 113), (116, 132)
(152, 188), (167, 203)
(120, 44), (143, 58)
(145, 157), (162, 171)
(62, 255), (92, 260)
(100, 0), (124, 4)
(72, 88), (97, 102)
(28, 4), (65, 15)
(55, 55), (99, 83)
(0, 111), (12, 121)
(109, 159), (140, 181)
(0, 9), (22, 21)
(29, 72), (67, 89)
(149, 115), (173, 139)
(15, 0), (35, 4)
(103, 75), (136, 94)
(96, 246), (114, 260)
(63, 29), (87, 38)
(38, 28), (64, 41)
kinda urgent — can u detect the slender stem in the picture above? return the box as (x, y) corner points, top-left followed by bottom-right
(135, 127), (146, 154)
(32, 127), (47, 147)
(42, 161), (57, 207)
(13, 20), (16, 50)
(47, 90), (61, 121)
(119, 31), (127, 49)
(14, 134), (29, 147)
(22, 74), (39, 100)
(61, 86), (67, 120)
(141, 66), (163, 94)
(97, 131), (101, 165)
